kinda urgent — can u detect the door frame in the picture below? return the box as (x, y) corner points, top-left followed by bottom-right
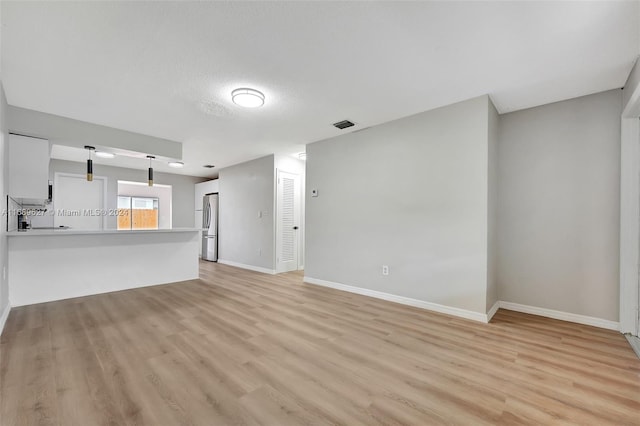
(275, 169), (302, 273)
(620, 69), (640, 336)
(53, 172), (108, 230)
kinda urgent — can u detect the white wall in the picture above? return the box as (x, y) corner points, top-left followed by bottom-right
(306, 96), (492, 315)
(218, 155), (275, 271)
(118, 181), (172, 229)
(34, 160), (203, 229)
(497, 89), (622, 321)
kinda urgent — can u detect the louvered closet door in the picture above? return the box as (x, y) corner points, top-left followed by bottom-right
(276, 170), (301, 273)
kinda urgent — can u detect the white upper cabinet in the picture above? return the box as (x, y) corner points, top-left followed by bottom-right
(9, 134), (51, 202)
(194, 179), (218, 211)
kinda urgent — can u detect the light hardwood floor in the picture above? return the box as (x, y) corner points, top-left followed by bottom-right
(1, 261), (639, 425)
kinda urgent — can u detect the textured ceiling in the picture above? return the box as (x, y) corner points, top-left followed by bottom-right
(2, 1), (638, 177)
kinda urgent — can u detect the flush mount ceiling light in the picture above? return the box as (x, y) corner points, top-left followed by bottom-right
(168, 161), (184, 168)
(95, 151), (115, 159)
(231, 88), (265, 108)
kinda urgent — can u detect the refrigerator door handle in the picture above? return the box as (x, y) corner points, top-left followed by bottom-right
(201, 194), (218, 262)
(204, 202), (210, 229)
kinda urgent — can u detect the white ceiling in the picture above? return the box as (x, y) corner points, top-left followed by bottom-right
(2, 1), (638, 177)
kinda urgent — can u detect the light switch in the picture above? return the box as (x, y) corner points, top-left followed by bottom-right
(258, 211), (262, 218)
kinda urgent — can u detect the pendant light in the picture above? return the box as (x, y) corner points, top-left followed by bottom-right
(147, 155), (155, 186)
(85, 146), (95, 181)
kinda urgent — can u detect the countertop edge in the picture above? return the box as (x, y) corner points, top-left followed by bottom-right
(7, 228), (203, 236)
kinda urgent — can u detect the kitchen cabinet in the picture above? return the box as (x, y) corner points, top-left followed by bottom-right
(9, 134), (51, 203)
(194, 179), (218, 211)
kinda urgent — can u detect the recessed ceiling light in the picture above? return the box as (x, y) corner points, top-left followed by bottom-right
(168, 161), (184, 168)
(231, 88), (265, 108)
(95, 151), (115, 159)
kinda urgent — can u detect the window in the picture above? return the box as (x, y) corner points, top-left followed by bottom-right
(117, 196), (159, 230)
(117, 180), (172, 229)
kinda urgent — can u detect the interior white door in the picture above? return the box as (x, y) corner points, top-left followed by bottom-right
(54, 173), (107, 230)
(276, 170), (301, 273)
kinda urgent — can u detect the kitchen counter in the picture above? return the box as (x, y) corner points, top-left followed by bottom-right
(8, 228), (200, 306)
(8, 227), (201, 236)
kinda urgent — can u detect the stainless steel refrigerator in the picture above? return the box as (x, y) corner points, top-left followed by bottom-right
(202, 193), (218, 261)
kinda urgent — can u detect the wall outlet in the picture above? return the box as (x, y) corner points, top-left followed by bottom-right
(258, 210), (263, 218)
(258, 248), (262, 256)
(382, 265), (389, 276)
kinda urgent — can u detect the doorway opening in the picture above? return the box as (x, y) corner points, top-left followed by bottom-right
(117, 196), (159, 230)
(117, 181), (172, 229)
(54, 172), (108, 230)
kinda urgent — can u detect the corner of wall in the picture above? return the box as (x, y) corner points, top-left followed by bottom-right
(486, 96), (500, 313)
(622, 57), (640, 117)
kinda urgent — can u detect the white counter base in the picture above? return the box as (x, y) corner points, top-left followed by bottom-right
(9, 229), (200, 307)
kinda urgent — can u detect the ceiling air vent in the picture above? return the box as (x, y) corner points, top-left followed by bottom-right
(203, 164), (215, 168)
(333, 120), (355, 130)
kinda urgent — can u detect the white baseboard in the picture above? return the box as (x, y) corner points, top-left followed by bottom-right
(301, 277), (620, 331)
(499, 301), (620, 331)
(218, 259), (276, 275)
(626, 335), (640, 359)
(304, 276), (489, 323)
(0, 302), (10, 337)
(487, 300), (500, 322)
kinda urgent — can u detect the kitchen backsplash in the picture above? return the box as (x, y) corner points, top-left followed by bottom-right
(6, 196), (54, 231)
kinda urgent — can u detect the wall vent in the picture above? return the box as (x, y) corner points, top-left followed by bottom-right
(333, 120), (355, 130)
